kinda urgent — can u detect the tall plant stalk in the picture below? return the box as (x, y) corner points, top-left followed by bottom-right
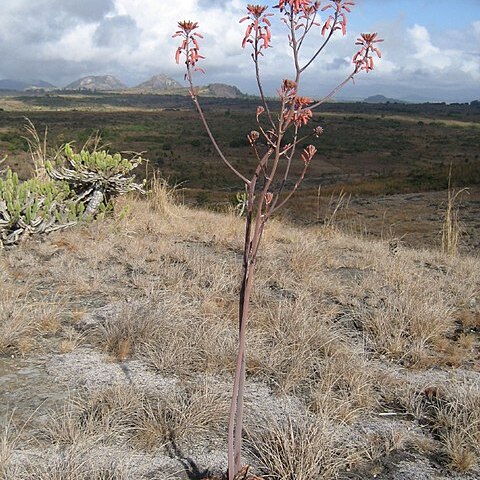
(173, 3), (382, 478)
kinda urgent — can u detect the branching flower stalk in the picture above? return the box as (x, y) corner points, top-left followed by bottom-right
(174, 2), (382, 478)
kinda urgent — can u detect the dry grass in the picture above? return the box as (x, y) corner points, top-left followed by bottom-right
(1, 186), (479, 477)
(43, 378), (228, 454)
(0, 413), (19, 477)
(432, 383), (480, 471)
(308, 352), (377, 423)
(441, 165), (469, 256)
(133, 380), (229, 451)
(43, 384), (143, 447)
(19, 447), (131, 480)
(0, 284), (39, 354)
(147, 175), (182, 218)
(0, 410), (38, 480)
(246, 414), (361, 480)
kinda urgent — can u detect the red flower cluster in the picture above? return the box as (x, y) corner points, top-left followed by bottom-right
(295, 96), (313, 107)
(292, 96), (313, 127)
(321, 0), (355, 36)
(353, 33), (383, 72)
(240, 5), (273, 50)
(294, 109), (313, 127)
(173, 21), (205, 71)
(278, 82), (314, 128)
(276, 0), (319, 14)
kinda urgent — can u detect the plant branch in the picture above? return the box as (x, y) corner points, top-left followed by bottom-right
(297, 8), (319, 50)
(309, 70), (356, 110)
(186, 65), (250, 185)
(300, 12), (338, 73)
(271, 125), (299, 211)
(268, 160), (310, 216)
(253, 38), (275, 130)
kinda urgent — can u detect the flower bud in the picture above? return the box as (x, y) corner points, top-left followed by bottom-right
(248, 130), (260, 144)
(256, 106), (265, 121)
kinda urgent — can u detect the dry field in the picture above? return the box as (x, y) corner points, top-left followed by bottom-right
(0, 186), (479, 479)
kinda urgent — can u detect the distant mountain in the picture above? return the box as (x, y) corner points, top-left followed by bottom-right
(363, 94), (406, 104)
(198, 83), (246, 99)
(0, 79), (56, 91)
(134, 74), (182, 91)
(130, 79), (246, 98)
(65, 75), (126, 91)
(31, 80), (55, 88)
(0, 79), (28, 90)
(2, 73), (245, 99)
(25, 80), (56, 91)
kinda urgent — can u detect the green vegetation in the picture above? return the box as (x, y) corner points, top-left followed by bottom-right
(0, 95), (478, 198)
(0, 93), (478, 250)
(0, 142), (145, 246)
(0, 169), (77, 245)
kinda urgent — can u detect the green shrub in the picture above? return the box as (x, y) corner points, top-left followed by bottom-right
(0, 144), (145, 246)
(46, 144), (146, 218)
(0, 170), (79, 245)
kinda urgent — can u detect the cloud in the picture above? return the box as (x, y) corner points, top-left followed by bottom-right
(475, 20), (480, 37)
(93, 15), (141, 50)
(0, 0), (478, 101)
(404, 23), (480, 85)
(408, 24), (451, 70)
(0, 0), (115, 44)
(59, 0), (115, 22)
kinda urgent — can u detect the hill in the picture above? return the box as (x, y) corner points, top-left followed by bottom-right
(1, 74), (246, 98)
(0, 79), (56, 91)
(65, 75), (126, 91)
(130, 80), (246, 98)
(199, 83), (246, 98)
(133, 74), (182, 92)
(364, 94), (406, 104)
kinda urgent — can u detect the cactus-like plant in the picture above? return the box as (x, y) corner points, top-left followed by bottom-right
(0, 170), (78, 246)
(46, 144), (146, 218)
(1, 142), (146, 246)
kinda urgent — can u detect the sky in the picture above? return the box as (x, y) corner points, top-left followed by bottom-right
(0, 0), (479, 102)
